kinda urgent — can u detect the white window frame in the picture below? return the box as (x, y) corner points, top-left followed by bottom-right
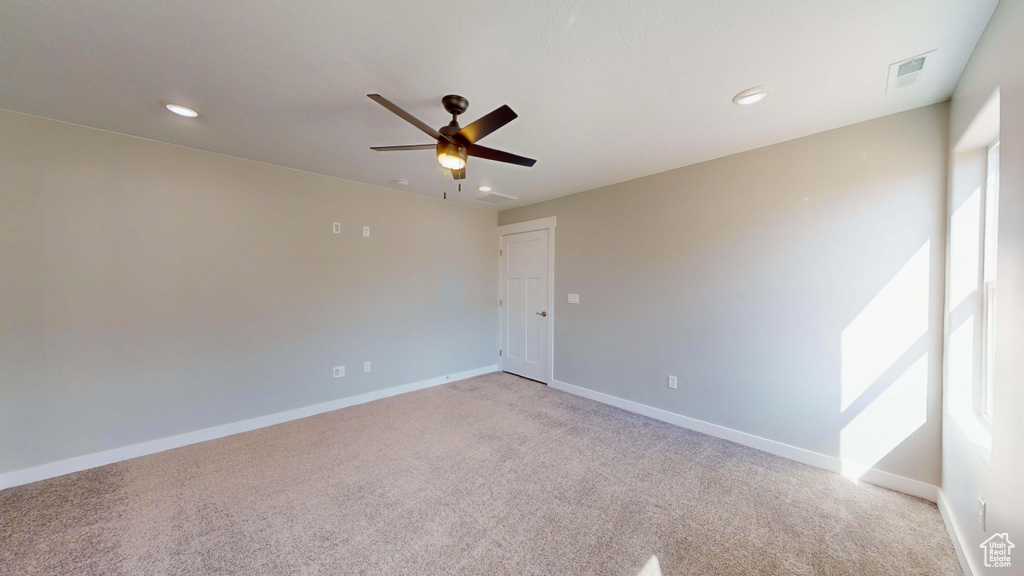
(978, 140), (999, 423)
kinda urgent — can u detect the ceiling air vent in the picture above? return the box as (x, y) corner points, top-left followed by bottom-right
(886, 50), (935, 93)
(476, 192), (518, 204)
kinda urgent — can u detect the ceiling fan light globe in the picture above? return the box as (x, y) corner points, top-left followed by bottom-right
(437, 142), (467, 170)
(438, 154), (466, 170)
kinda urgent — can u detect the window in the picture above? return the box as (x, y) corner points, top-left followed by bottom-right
(980, 140), (1000, 420)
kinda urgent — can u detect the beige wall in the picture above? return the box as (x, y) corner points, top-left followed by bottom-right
(0, 110), (498, 475)
(944, 1), (1024, 573)
(501, 103), (949, 485)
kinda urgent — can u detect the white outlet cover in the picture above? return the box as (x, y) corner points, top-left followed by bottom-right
(364, 361), (371, 372)
(333, 222), (341, 234)
(668, 375), (678, 389)
(568, 293), (580, 304)
(333, 366), (345, 378)
(363, 226), (370, 237)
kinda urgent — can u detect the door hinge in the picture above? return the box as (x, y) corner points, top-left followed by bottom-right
(499, 299), (502, 306)
(499, 349), (502, 356)
(499, 249), (503, 257)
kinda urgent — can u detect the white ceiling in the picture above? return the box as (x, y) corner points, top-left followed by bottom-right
(0, 0), (997, 210)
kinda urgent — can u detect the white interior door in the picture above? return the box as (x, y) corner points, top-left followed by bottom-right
(501, 229), (550, 383)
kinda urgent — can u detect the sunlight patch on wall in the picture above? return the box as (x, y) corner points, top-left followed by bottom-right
(840, 242), (930, 411)
(840, 354), (928, 479)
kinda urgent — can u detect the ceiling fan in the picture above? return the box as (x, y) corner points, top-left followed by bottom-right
(368, 94), (536, 180)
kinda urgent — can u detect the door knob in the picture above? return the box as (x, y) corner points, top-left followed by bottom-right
(536, 311), (547, 317)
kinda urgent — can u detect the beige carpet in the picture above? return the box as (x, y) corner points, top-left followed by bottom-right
(1, 372), (960, 575)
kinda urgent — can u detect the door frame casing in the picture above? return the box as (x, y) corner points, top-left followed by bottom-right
(497, 216), (556, 384)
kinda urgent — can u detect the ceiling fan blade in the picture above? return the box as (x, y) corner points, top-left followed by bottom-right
(367, 94), (442, 140)
(467, 144), (536, 167)
(370, 144), (437, 151)
(453, 105), (517, 145)
(451, 167), (466, 180)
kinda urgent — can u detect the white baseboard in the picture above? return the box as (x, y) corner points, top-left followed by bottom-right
(938, 489), (978, 576)
(0, 365), (498, 491)
(550, 379), (939, 502)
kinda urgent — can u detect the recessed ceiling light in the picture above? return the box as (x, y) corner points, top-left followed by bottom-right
(165, 103), (198, 117)
(478, 186), (492, 192)
(732, 87), (768, 105)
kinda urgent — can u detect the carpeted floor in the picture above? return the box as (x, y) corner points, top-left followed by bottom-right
(1, 372), (960, 576)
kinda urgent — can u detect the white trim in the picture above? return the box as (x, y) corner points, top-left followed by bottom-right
(0, 365), (498, 491)
(939, 489), (979, 576)
(549, 379), (939, 502)
(497, 216), (556, 236)
(498, 217), (556, 384)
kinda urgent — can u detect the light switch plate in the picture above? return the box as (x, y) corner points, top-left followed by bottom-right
(668, 375), (677, 389)
(363, 226), (370, 237)
(333, 223), (341, 234)
(568, 293), (580, 304)
(364, 361), (371, 373)
(333, 366), (345, 378)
